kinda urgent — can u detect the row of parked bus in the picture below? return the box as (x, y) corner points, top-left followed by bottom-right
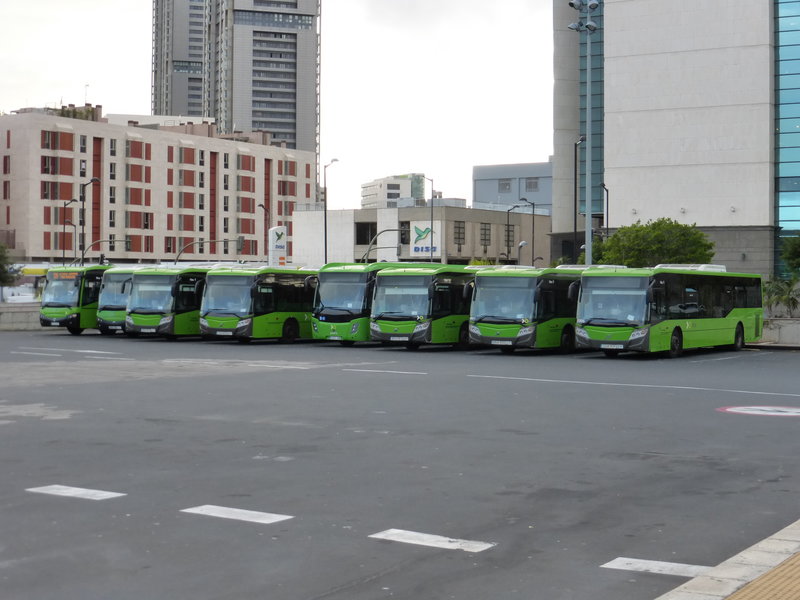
(38, 261), (763, 358)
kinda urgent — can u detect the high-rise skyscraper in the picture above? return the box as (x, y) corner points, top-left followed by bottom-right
(152, 0), (320, 154)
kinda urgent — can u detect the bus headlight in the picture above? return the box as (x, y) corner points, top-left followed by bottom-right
(237, 318), (251, 328)
(575, 327), (589, 339)
(517, 326), (535, 337)
(199, 318), (208, 327)
(413, 321), (430, 334)
(469, 324), (480, 335)
(350, 322), (360, 335)
(370, 321), (381, 332)
(159, 315), (173, 326)
(629, 328), (648, 340)
(125, 315), (133, 325)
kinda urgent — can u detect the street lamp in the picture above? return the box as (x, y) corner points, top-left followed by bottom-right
(601, 182), (609, 239)
(258, 202), (269, 261)
(424, 176), (435, 263)
(61, 199), (77, 265)
(519, 197), (535, 265)
(517, 240), (528, 265)
(506, 204), (521, 263)
(569, 0), (600, 265)
(323, 159), (338, 263)
(573, 135), (585, 263)
(79, 177), (100, 265)
(64, 220), (77, 262)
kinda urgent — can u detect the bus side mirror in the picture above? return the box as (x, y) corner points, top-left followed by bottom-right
(304, 275), (318, 292)
(428, 283), (436, 301)
(567, 280), (579, 301)
(462, 280), (474, 301)
(534, 280), (544, 302)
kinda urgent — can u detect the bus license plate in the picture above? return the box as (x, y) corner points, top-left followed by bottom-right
(109, 325), (121, 330)
(50, 322), (60, 326)
(216, 331), (233, 336)
(329, 335), (342, 340)
(600, 344), (623, 349)
(141, 328), (156, 333)
(491, 340), (513, 346)
(390, 336), (408, 341)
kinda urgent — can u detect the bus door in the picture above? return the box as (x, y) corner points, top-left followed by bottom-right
(174, 273), (206, 333)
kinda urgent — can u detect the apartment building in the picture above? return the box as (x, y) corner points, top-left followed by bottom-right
(0, 106), (315, 264)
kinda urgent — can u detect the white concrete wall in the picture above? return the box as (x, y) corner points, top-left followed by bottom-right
(292, 209), (355, 265)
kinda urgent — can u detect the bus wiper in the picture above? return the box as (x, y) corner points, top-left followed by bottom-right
(373, 311), (404, 320)
(320, 306), (355, 315)
(99, 305), (126, 311)
(581, 318), (631, 327)
(128, 308), (163, 315)
(474, 314), (518, 323)
(42, 302), (73, 308)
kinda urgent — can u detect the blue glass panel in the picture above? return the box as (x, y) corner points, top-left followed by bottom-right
(778, 132), (800, 147)
(778, 177), (800, 191)
(777, 117), (800, 132)
(777, 88), (800, 102)
(778, 191), (800, 206)
(778, 15), (800, 31)
(777, 44), (800, 60)
(777, 103), (800, 118)
(779, 73), (800, 88)
(779, 59), (800, 74)
(778, 2), (800, 17)
(778, 30), (800, 45)
(778, 147), (800, 162)
(779, 206), (800, 220)
(778, 162), (800, 177)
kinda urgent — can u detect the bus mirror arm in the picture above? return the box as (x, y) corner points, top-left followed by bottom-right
(462, 281), (474, 301)
(304, 275), (318, 292)
(567, 280), (579, 302)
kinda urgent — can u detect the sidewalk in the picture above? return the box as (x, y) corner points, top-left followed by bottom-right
(655, 519), (800, 600)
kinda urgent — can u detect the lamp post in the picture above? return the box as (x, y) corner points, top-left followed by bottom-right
(61, 199), (76, 265)
(601, 182), (609, 239)
(506, 204), (521, 263)
(424, 176), (435, 262)
(323, 159), (338, 264)
(519, 197), (535, 265)
(258, 202), (269, 261)
(64, 220), (77, 262)
(79, 177), (100, 265)
(572, 135), (585, 262)
(517, 241), (528, 265)
(569, 1), (600, 265)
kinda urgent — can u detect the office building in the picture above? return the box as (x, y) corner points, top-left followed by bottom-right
(472, 161), (553, 214)
(552, 0), (788, 276)
(0, 106), (315, 264)
(361, 174), (427, 209)
(152, 0), (320, 153)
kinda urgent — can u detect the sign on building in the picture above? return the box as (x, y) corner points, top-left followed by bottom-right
(268, 226), (287, 266)
(409, 220), (442, 259)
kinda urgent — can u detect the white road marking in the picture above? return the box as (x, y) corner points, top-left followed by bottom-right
(26, 484), (126, 500)
(180, 504), (294, 525)
(20, 347), (120, 355)
(368, 529), (495, 552)
(602, 557), (710, 578)
(343, 369), (428, 375)
(689, 355), (743, 363)
(247, 363), (310, 369)
(10, 351), (62, 357)
(88, 356), (135, 361)
(468, 374), (800, 398)
(162, 359), (221, 366)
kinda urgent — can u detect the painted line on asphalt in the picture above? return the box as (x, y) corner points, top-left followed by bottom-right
(181, 504), (294, 525)
(247, 363), (310, 369)
(468, 374), (800, 398)
(343, 369), (428, 375)
(26, 484), (126, 500)
(601, 556), (710, 578)
(11, 351), (62, 357)
(88, 356), (135, 361)
(368, 529), (495, 552)
(21, 347), (121, 355)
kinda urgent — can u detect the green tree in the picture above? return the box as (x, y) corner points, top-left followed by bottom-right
(763, 274), (800, 317)
(598, 218), (715, 268)
(780, 236), (800, 274)
(0, 243), (18, 286)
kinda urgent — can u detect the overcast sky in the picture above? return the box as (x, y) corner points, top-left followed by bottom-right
(0, 0), (554, 209)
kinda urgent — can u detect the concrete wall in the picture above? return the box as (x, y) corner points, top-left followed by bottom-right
(0, 303), (40, 331)
(761, 319), (800, 346)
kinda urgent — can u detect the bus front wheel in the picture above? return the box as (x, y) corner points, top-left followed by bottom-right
(66, 326), (83, 336)
(455, 324), (470, 349)
(667, 329), (683, 359)
(559, 327), (575, 354)
(281, 320), (299, 343)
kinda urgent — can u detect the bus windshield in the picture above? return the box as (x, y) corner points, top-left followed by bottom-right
(99, 273), (132, 310)
(202, 275), (253, 316)
(472, 277), (535, 323)
(372, 276), (431, 320)
(42, 272), (80, 307)
(315, 272), (369, 315)
(577, 276), (648, 326)
(128, 275), (175, 314)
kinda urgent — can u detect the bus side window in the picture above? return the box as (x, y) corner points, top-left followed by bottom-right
(82, 274), (102, 306)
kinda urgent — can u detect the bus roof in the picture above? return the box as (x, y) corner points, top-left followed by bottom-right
(131, 264), (218, 277)
(375, 264), (486, 277)
(206, 265), (319, 277)
(318, 262), (433, 274)
(580, 265), (761, 279)
(475, 265), (588, 279)
(47, 264), (113, 274)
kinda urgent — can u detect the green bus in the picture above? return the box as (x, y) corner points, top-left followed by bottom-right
(575, 264), (763, 358)
(96, 265), (149, 335)
(468, 265), (584, 353)
(125, 264), (212, 338)
(311, 262), (430, 345)
(40, 265), (112, 335)
(370, 264), (483, 348)
(200, 265), (318, 342)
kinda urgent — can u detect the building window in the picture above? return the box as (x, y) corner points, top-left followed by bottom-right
(505, 224), (515, 248)
(80, 159), (87, 178)
(143, 213), (152, 230)
(80, 135), (87, 153)
(223, 174), (229, 190)
(198, 194), (205, 210)
(198, 237), (205, 254)
(199, 215), (205, 232)
(110, 139), (117, 156)
(454, 221), (465, 245)
(109, 186), (116, 204)
(399, 221), (410, 245)
(355, 222), (377, 245)
(223, 196), (229, 211)
(109, 210), (115, 228)
(109, 233), (116, 251)
(498, 179), (511, 193)
(199, 150), (205, 166)
(223, 217), (229, 233)
(525, 177), (539, 192)
(223, 153), (229, 169)
(480, 223), (491, 246)
(199, 172), (205, 188)
(109, 163), (116, 180)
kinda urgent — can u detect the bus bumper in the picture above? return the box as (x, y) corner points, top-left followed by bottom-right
(96, 317), (124, 333)
(39, 313), (80, 329)
(574, 327), (650, 353)
(469, 324), (535, 349)
(200, 318), (251, 340)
